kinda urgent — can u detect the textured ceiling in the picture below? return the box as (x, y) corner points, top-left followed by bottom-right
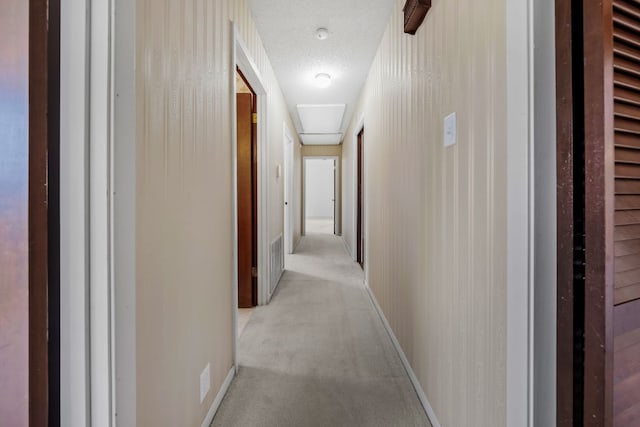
(247, 0), (395, 142)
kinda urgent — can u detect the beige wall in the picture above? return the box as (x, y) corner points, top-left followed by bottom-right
(301, 144), (341, 157)
(301, 145), (342, 235)
(342, 0), (508, 425)
(135, 0), (298, 425)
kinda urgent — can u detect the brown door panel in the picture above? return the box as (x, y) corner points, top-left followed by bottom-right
(237, 93), (254, 308)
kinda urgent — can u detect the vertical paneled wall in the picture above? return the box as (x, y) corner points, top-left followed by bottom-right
(135, 0), (299, 425)
(0, 1), (29, 425)
(342, 0), (508, 425)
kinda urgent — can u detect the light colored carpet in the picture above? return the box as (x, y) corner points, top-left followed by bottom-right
(212, 234), (431, 427)
(305, 218), (334, 235)
(237, 308), (255, 338)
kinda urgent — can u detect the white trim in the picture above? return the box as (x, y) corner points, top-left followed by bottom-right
(293, 236), (303, 252)
(351, 116), (365, 261)
(340, 236), (353, 259)
(89, 0), (114, 423)
(269, 270), (285, 301)
(283, 123), (295, 254)
(258, 92), (270, 306)
(112, 0), (137, 424)
(506, 0), (534, 425)
(527, 0), (536, 422)
(364, 282), (441, 427)
(60, 0), (91, 424)
(200, 367), (236, 427)
(532, 0), (557, 423)
(230, 20), (240, 377)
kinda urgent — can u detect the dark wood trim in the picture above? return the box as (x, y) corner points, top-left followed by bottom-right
(403, 0), (431, 35)
(29, 0), (50, 424)
(47, 0), (61, 424)
(555, 0), (577, 423)
(557, 0), (616, 424)
(582, 0), (615, 424)
(357, 128), (364, 269)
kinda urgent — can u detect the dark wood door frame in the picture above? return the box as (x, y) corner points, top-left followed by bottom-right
(30, 0), (60, 424)
(556, 0), (614, 425)
(357, 128), (364, 269)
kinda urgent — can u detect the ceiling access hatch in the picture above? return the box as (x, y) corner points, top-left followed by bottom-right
(300, 133), (343, 145)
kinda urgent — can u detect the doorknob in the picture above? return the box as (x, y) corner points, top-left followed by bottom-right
(285, 202), (288, 205)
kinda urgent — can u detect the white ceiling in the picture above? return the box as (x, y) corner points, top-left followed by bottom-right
(247, 0), (395, 144)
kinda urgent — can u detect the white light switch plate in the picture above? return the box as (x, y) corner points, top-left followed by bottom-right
(444, 112), (457, 147)
(200, 363), (210, 403)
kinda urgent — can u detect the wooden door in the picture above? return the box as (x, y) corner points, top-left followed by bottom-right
(357, 129), (364, 268)
(611, 1), (640, 424)
(556, 0), (640, 425)
(236, 92), (257, 307)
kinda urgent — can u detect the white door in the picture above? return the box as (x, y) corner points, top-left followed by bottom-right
(284, 134), (294, 254)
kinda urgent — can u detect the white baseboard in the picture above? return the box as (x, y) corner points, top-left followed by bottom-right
(364, 281), (442, 427)
(293, 236), (302, 253)
(201, 366), (235, 427)
(340, 236), (354, 260)
(268, 268), (285, 302)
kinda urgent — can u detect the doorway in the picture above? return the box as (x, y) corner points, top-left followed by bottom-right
(357, 128), (364, 268)
(304, 157), (337, 235)
(236, 69), (258, 308)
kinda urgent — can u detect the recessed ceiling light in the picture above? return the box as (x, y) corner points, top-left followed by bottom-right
(314, 73), (331, 88)
(316, 28), (329, 40)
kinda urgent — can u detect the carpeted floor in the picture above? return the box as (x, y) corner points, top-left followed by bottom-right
(305, 218), (335, 235)
(211, 234), (431, 427)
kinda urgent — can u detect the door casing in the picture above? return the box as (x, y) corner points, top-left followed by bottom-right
(284, 125), (295, 254)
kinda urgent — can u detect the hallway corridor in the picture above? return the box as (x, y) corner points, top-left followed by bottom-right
(212, 234), (431, 426)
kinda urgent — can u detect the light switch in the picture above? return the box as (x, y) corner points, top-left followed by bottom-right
(444, 112), (457, 147)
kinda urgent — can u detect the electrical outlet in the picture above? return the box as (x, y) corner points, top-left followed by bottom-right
(200, 363), (210, 403)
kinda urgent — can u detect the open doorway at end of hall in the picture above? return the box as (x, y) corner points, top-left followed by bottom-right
(303, 157), (339, 236)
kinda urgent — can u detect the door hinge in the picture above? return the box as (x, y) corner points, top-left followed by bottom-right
(251, 267), (258, 277)
(252, 113), (258, 124)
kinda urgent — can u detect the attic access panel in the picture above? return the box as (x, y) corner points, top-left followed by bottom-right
(300, 133), (343, 145)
